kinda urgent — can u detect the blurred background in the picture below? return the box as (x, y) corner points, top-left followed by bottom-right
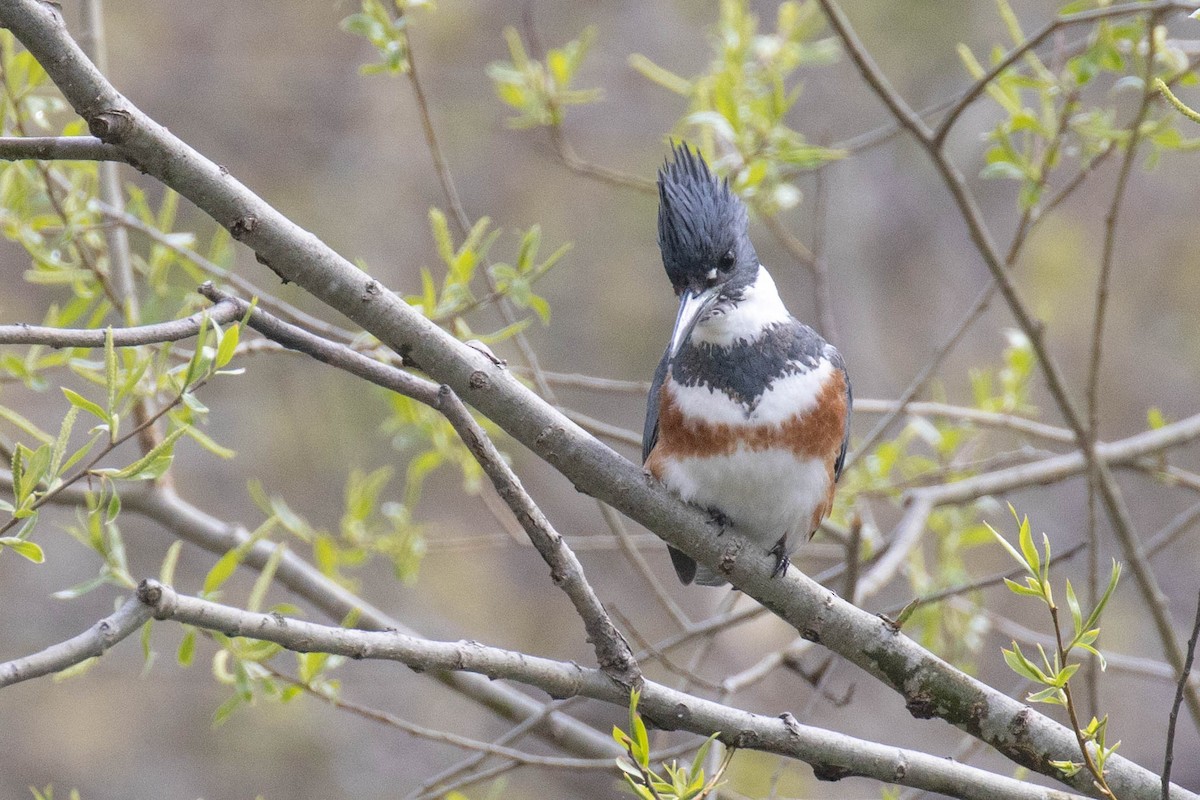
(1, 0), (1199, 797)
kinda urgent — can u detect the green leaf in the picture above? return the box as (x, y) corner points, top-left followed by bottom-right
(1065, 578), (1083, 639)
(1049, 759), (1082, 778)
(99, 427), (186, 481)
(0, 536), (45, 563)
(183, 314), (211, 387)
(1003, 577), (1043, 597)
(60, 433), (101, 474)
(104, 328), (118, 416)
(0, 403), (53, 443)
(181, 425), (236, 459)
(628, 53), (692, 95)
(203, 548), (242, 595)
(247, 543), (285, 613)
(1003, 642), (1049, 683)
(215, 323), (240, 369)
(1027, 685), (1066, 705)
(1017, 512), (1040, 576)
(177, 626), (196, 666)
(159, 540), (183, 585)
(62, 388), (110, 424)
(1052, 661), (1080, 687)
(48, 405), (79, 479)
(52, 573), (110, 599)
(986, 520), (1027, 571)
(1082, 559), (1122, 634)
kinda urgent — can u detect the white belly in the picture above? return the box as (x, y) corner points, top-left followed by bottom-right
(655, 446), (829, 548)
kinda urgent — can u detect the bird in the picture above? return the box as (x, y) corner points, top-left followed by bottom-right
(642, 144), (852, 586)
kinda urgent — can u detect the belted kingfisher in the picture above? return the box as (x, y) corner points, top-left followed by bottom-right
(643, 144), (852, 586)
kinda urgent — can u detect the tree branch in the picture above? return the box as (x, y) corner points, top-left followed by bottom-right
(0, 133), (126, 162)
(0, 298), (241, 347)
(135, 579), (1087, 800)
(0, 595), (152, 687)
(1163, 588), (1200, 800)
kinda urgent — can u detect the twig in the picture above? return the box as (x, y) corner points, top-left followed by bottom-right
(511, 368), (649, 394)
(0, 299), (241, 347)
(0, 595), (152, 687)
(262, 662), (624, 770)
(609, 606), (717, 691)
(809, 158), (837, 342)
(198, 284), (638, 685)
(883, 541), (1088, 618)
(1048, 592), (1116, 797)
(853, 398), (1076, 444)
(1084, 18), (1161, 715)
(1144, 500), (1200, 557)
(134, 579), (1091, 800)
(1162, 588), (1200, 800)
(557, 406), (641, 448)
(845, 280), (998, 470)
(404, 33), (471, 240)
(403, 699), (568, 799)
(0, 134), (125, 162)
(435, 383), (640, 685)
(547, 123), (657, 193)
(81, 0), (137, 322)
(598, 501), (690, 628)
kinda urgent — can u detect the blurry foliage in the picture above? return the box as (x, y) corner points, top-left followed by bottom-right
(630, 0), (844, 214)
(408, 208), (568, 333)
(836, 332), (1038, 668)
(340, 0), (435, 76)
(30, 788), (82, 800)
(488, 26), (603, 128)
(0, 318), (241, 572)
(961, 0), (1200, 211)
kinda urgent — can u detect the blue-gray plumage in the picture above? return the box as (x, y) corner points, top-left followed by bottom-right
(643, 144), (852, 586)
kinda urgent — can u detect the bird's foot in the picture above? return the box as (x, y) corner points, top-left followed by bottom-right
(769, 535), (790, 579)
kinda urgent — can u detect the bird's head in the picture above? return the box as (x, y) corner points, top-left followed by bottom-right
(657, 143), (759, 357)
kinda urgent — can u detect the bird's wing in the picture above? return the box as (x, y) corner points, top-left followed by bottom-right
(830, 347), (852, 482)
(642, 348), (671, 464)
(643, 351), (698, 585)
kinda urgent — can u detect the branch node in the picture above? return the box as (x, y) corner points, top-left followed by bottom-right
(229, 214), (258, 240)
(469, 369), (490, 390)
(136, 578), (175, 619)
(905, 688), (937, 719)
(87, 108), (132, 142)
(812, 762), (852, 782)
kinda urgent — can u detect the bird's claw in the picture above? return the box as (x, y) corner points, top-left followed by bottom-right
(769, 535), (790, 578)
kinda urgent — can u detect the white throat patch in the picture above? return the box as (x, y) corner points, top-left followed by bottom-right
(690, 265), (791, 347)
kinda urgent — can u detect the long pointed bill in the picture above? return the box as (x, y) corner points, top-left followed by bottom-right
(668, 287), (720, 358)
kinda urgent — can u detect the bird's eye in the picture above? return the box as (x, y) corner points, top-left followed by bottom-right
(718, 250), (736, 272)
